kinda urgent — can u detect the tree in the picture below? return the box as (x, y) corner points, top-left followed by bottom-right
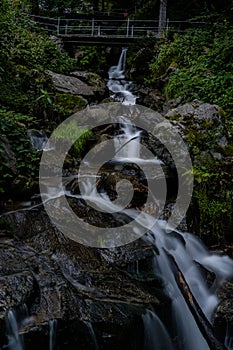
(158, 0), (167, 36)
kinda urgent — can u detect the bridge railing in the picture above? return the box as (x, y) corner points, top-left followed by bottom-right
(30, 15), (210, 38)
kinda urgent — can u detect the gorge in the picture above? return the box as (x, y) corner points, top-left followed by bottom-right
(0, 48), (233, 350)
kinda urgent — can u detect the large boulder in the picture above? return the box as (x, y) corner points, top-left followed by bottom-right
(70, 71), (107, 99)
(46, 70), (95, 96)
(46, 70), (107, 102)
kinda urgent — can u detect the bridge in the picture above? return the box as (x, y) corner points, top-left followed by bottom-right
(31, 15), (210, 45)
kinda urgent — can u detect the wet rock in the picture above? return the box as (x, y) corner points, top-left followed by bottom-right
(46, 70), (107, 103)
(162, 97), (183, 114)
(164, 99), (224, 130)
(136, 87), (165, 112)
(46, 70), (95, 96)
(49, 35), (63, 50)
(213, 280), (233, 343)
(0, 136), (17, 174)
(71, 71), (107, 98)
(0, 206), (169, 349)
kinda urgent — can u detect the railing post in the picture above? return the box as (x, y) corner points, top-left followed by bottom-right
(98, 26), (100, 36)
(131, 25), (134, 37)
(65, 19), (68, 35)
(91, 18), (94, 36)
(166, 18), (169, 31)
(57, 17), (60, 35)
(126, 17), (130, 37)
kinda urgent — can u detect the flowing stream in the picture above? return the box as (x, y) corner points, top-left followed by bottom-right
(3, 48), (233, 350)
(107, 48), (137, 105)
(107, 48), (233, 349)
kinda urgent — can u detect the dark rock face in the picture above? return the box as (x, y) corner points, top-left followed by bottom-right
(136, 87), (165, 112)
(213, 280), (233, 345)
(0, 206), (169, 349)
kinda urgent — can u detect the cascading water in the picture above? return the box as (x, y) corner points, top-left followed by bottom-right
(143, 310), (174, 350)
(49, 319), (57, 350)
(58, 116), (233, 349)
(113, 117), (163, 166)
(83, 321), (99, 350)
(147, 221), (223, 350)
(5, 50), (232, 350)
(6, 304), (28, 350)
(107, 48), (137, 105)
(106, 53), (233, 349)
(27, 129), (53, 151)
(225, 323), (233, 350)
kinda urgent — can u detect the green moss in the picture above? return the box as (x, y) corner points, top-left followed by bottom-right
(56, 93), (87, 111)
(185, 130), (205, 145)
(54, 93), (88, 120)
(219, 144), (233, 156)
(53, 120), (92, 157)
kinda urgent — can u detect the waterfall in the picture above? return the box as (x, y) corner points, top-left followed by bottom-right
(142, 310), (174, 350)
(147, 220), (233, 350)
(107, 48), (137, 105)
(108, 48), (127, 79)
(6, 305), (28, 350)
(84, 321), (99, 350)
(113, 117), (162, 164)
(114, 119), (142, 159)
(36, 51), (233, 348)
(225, 322), (233, 350)
(27, 129), (53, 151)
(49, 319), (57, 350)
(68, 117), (232, 349)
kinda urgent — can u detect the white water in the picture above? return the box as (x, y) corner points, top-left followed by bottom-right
(27, 129), (53, 151)
(6, 49), (232, 350)
(144, 220), (233, 350)
(113, 117), (163, 167)
(58, 117), (232, 349)
(114, 120), (142, 158)
(49, 319), (57, 350)
(225, 322), (233, 350)
(143, 310), (174, 350)
(107, 48), (137, 105)
(6, 305), (28, 350)
(107, 51), (233, 349)
(84, 321), (99, 350)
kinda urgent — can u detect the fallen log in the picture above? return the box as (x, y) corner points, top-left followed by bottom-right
(164, 248), (226, 350)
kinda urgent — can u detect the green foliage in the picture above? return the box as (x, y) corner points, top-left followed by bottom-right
(148, 23), (233, 241)
(77, 46), (107, 73)
(0, 108), (40, 194)
(53, 120), (92, 157)
(0, 13), (75, 73)
(192, 163), (233, 242)
(148, 24), (233, 118)
(0, 0), (76, 116)
(54, 93), (88, 119)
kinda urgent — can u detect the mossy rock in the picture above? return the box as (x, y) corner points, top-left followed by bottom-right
(185, 129), (205, 145)
(55, 93), (87, 111)
(218, 144), (233, 157)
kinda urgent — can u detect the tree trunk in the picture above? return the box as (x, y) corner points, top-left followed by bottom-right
(158, 0), (167, 37)
(164, 249), (227, 350)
